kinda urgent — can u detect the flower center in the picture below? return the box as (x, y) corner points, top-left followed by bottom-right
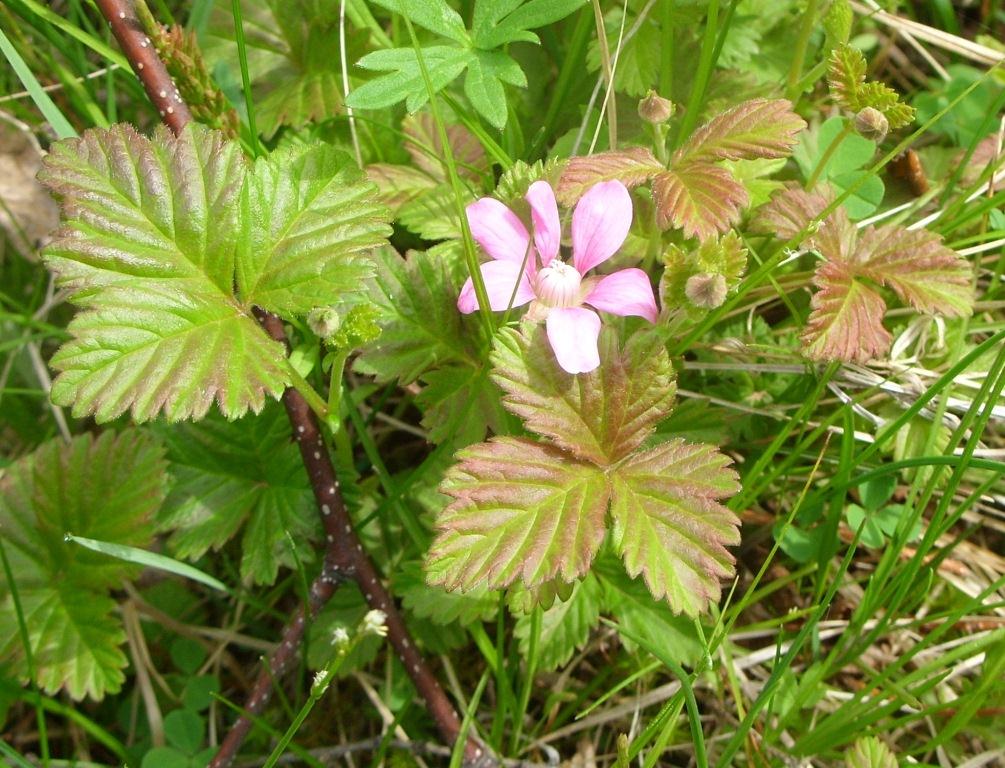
(535, 259), (582, 309)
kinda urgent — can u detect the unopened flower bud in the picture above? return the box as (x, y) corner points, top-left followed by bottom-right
(638, 90), (675, 124)
(361, 609), (388, 638)
(331, 627), (350, 647)
(685, 273), (728, 309)
(307, 307), (341, 340)
(854, 107), (888, 143)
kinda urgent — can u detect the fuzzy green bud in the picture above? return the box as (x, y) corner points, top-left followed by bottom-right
(307, 307), (341, 340)
(854, 107), (889, 143)
(638, 90), (675, 124)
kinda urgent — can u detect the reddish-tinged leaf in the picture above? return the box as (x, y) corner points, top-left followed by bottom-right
(857, 225), (973, 316)
(803, 260), (891, 362)
(754, 185), (856, 260)
(427, 438), (610, 592)
(556, 147), (664, 206)
(652, 164), (749, 240)
(490, 326), (676, 465)
(609, 439), (740, 616)
(674, 99), (806, 166)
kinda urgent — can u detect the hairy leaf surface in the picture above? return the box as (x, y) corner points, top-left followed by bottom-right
(556, 147), (664, 206)
(238, 143), (390, 314)
(154, 405), (318, 585)
(802, 260), (891, 363)
(427, 438), (610, 591)
(652, 163), (749, 241)
(0, 431), (167, 699)
(609, 439), (740, 616)
(490, 326), (676, 465)
(674, 99), (805, 166)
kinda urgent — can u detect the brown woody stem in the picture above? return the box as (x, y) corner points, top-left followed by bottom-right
(91, 2), (487, 766)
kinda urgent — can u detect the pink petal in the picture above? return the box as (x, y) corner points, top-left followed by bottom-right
(546, 307), (602, 374)
(585, 268), (659, 323)
(525, 180), (561, 263)
(571, 180), (633, 275)
(457, 260), (535, 314)
(466, 197), (533, 263)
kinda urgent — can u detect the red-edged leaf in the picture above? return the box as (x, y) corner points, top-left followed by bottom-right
(609, 439), (740, 616)
(754, 185), (856, 260)
(426, 438), (610, 592)
(674, 99), (806, 166)
(652, 164), (749, 240)
(556, 147), (664, 206)
(803, 260), (891, 362)
(857, 224), (973, 316)
(490, 326), (676, 466)
(366, 163), (438, 210)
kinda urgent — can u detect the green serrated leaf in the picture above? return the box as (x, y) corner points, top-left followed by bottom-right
(397, 561), (497, 625)
(597, 561), (702, 666)
(490, 325), (676, 465)
(39, 124), (290, 422)
(475, 0), (586, 49)
(154, 404), (319, 586)
(652, 163), (750, 241)
(673, 99), (806, 167)
(514, 572), (601, 671)
(464, 51), (519, 130)
(416, 364), (508, 447)
(427, 438), (610, 591)
(609, 439), (740, 616)
(0, 431), (167, 699)
(355, 245), (473, 385)
(238, 143), (389, 314)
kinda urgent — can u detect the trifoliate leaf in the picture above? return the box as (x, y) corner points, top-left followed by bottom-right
(490, 325), (676, 465)
(856, 225), (973, 316)
(239, 143), (390, 315)
(514, 572), (602, 671)
(0, 431), (168, 699)
(556, 147), (664, 207)
(845, 736), (898, 768)
(673, 99), (806, 166)
(652, 162), (750, 241)
(427, 438), (610, 591)
(609, 439), (740, 616)
(40, 124), (389, 423)
(40, 124), (287, 422)
(802, 260), (891, 363)
(154, 404), (318, 585)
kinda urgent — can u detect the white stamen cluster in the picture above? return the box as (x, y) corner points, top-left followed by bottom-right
(535, 259), (582, 308)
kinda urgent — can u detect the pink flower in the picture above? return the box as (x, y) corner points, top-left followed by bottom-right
(458, 180), (658, 374)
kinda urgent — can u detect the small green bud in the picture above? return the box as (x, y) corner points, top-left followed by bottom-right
(638, 90), (675, 124)
(685, 273), (728, 309)
(854, 107), (889, 143)
(307, 307), (341, 340)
